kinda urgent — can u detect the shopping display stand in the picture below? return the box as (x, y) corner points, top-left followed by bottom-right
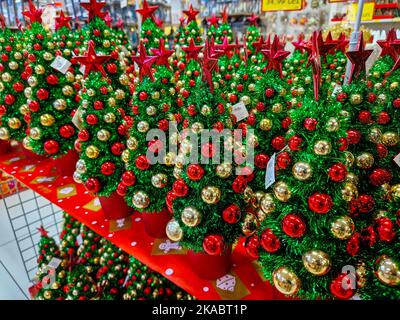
(0, 149), (287, 300)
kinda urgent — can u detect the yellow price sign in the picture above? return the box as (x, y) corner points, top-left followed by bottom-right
(261, 0), (304, 12)
(347, 2), (375, 21)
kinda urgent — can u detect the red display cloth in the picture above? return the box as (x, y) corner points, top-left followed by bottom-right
(0, 150), (288, 300)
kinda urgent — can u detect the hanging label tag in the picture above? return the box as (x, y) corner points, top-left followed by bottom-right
(265, 153), (276, 190)
(79, 65), (86, 75)
(394, 153), (400, 167)
(232, 101), (249, 122)
(72, 106), (84, 130)
(47, 257), (62, 269)
(76, 234), (83, 246)
(122, 274), (130, 287)
(51, 56), (72, 74)
(121, 0), (128, 8)
(331, 83), (342, 97)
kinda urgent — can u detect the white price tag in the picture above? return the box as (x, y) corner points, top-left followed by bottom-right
(232, 101), (249, 122)
(72, 106), (84, 130)
(122, 274), (130, 287)
(265, 153), (276, 190)
(47, 257), (62, 269)
(331, 83), (342, 97)
(51, 56), (72, 74)
(394, 153), (400, 167)
(121, 0), (128, 8)
(76, 234), (83, 246)
(79, 65), (86, 75)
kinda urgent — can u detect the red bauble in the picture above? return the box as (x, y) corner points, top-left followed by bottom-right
(85, 178), (101, 193)
(271, 136), (286, 150)
(172, 178), (189, 197)
(74, 140), (81, 152)
(288, 136), (303, 151)
(59, 125), (75, 139)
(44, 140), (59, 155)
(4, 94), (15, 105)
(393, 98), (400, 108)
(336, 92), (347, 102)
(186, 164), (204, 181)
(36, 88), (49, 100)
(116, 183), (127, 197)
(202, 234), (225, 256)
(117, 124), (127, 136)
(244, 235), (260, 259)
(158, 119), (169, 131)
(106, 63), (117, 74)
(369, 168), (392, 187)
(135, 155), (150, 170)
(86, 114), (98, 125)
(357, 194), (375, 214)
(93, 29), (101, 36)
(240, 166), (255, 182)
(1, 53), (8, 62)
(222, 204), (241, 224)
(346, 129), (361, 145)
(213, 121), (224, 132)
(111, 142), (124, 156)
(29, 100), (40, 112)
(139, 91), (148, 101)
(46, 74), (59, 85)
(368, 92), (376, 103)
(165, 191), (178, 210)
(255, 153), (270, 169)
(101, 162), (116, 176)
(308, 193), (333, 214)
(229, 94), (238, 104)
(358, 110), (372, 124)
(276, 152), (291, 170)
(328, 163), (348, 182)
(100, 86), (108, 95)
(33, 43), (42, 51)
(304, 118), (318, 131)
(0, 105), (6, 115)
(330, 274), (356, 300)
(281, 117), (291, 130)
(377, 112), (390, 125)
(337, 137), (348, 151)
(94, 101), (104, 110)
(247, 113), (256, 126)
(265, 88), (274, 97)
(201, 142), (217, 158)
(236, 83), (243, 92)
(13, 82), (24, 92)
(256, 102), (265, 112)
(121, 171), (136, 186)
(376, 217), (395, 242)
(260, 228), (281, 253)
(78, 130), (89, 141)
(346, 233), (361, 256)
(376, 143), (388, 159)
(282, 214), (306, 238)
(181, 89), (190, 98)
(232, 176), (247, 193)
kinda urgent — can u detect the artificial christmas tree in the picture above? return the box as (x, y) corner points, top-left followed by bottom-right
(180, 4), (202, 46)
(215, 7), (233, 45)
(59, 212), (81, 256)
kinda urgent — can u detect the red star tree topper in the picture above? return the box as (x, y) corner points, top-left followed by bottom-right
(220, 6), (229, 23)
(207, 15), (220, 27)
(132, 41), (157, 81)
(136, 0), (158, 22)
(303, 31), (336, 62)
(22, 0), (43, 24)
(115, 17), (124, 29)
(80, 0), (107, 21)
(202, 39), (218, 92)
(292, 33), (307, 53)
(306, 31), (322, 101)
(216, 36), (235, 57)
(37, 226), (49, 237)
(377, 28), (400, 61)
(261, 35), (290, 78)
(55, 11), (72, 31)
(252, 35), (266, 54)
(104, 13), (113, 27)
(336, 33), (349, 53)
(247, 14), (259, 26)
(182, 38), (203, 62)
(151, 38), (174, 67)
(74, 40), (112, 78)
(183, 4), (199, 23)
(345, 32), (373, 83)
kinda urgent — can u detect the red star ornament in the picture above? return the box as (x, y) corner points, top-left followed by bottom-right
(220, 6), (229, 24)
(336, 33), (349, 53)
(377, 28), (399, 61)
(55, 11), (72, 31)
(182, 38), (203, 62)
(22, 0), (43, 24)
(0, 15), (5, 29)
(80, 0), (107, 21)
(37, 226), (49, 237)
(179, 16), (186, 27)
(261, 35), (290, 78)
(292, 33), (306, 53)
(346, 32), (373, 83)
(151, 38), (174, 67)
(183, 4), (199, 23)
(306, 32), (322, 101)
(115, 18), (124, 29)
(74, 41), (112, 78)
(252, 35), (265, 54)
(136, 0), (158, 23)
(132, 42), (157, 81)
(247, 14), (258, 26)
(104, 13), (113, 27)
(202, 39), (218, 92)
(207, 15), (220, 28)
(216, 36), (235, 57)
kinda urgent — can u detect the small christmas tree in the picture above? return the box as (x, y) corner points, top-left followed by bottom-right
(59, 212), (81, 256)
(136, 0), (165, 50)
(180, 4), (202, 46)
(216, 7), (233, 44)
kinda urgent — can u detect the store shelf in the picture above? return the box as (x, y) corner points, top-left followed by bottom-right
(375, 3), (399, 9)
(0, 149), (286, 301)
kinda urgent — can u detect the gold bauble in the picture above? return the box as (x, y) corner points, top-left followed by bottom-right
(191, 122), (204, 134)
(27, 76), (37, 87)
(65, 72), (75, 83)
(35, 65), (45, 75)
(314, 140), (332, 156)
(201, 186), (221, 205)
(151, 173), (168, 188)
(62, 85), (74, 96)
(350, 94), (362, 105)
(201, 105), (211, 116)
(104, 113), (116, 123)
(103, 40), (111, 48)
(272, 103), (283, 113)
(121, 149), (130, 163)
(63, 49), (71, 57)
(273, 181), (291, 202)
(174, 153), (186, 169)
(253, 191), (265, 207)
(326, 117), (340, 132)
(8, 117), (21, 129)
(152, 91), (161, 100)
(242, 213), (259, 236)
(97, 129), (110, 141)
(356, 152), (374, 169)
(0, 128), (10, 140)
(53, 99), (67, 110)
(382, 132), (399, 147)
(0, 82), (4, 91)
(302, 250), (331, 276)
(40, 114), (55, 126)
(330, 216), (354, 240)
(43, 290), (52, 299)
(344, 151), (355, 167)
(377, 93), (387, 105)
(341, 183), (358, 202)
(23, 137), (32, 150)
(85, 145), (99, 159)
(137, 121), (149, 133)
(29, 127), (41, 140)
(241, 95), (251, 106)
(24, 87), (32, 98)
(14, 52), (22, 60)
(374, 255), (400, 286)
(356, 262), (367, 288)
(368, 127), (382, 144)
(181, 206), (202, 227)
(305, 76), (312, 84)
(8, 61), (18, 70)
(1, 72), (11, 82)
(216, 163), (232, 179)
(345, 172), (359, 186)
(292, 162), (312, 181)
(75, 159), (86, 174)
(166, 219), (183, 242)
(173, 167), (182, 179)
(391, 184), (400, 200)
(164, 152), (176, 166)
(248, 83), (256, 91)
(132, 191), (150, 209)
(127, 137), (138, 150)
(119, 74), (129, 86)
(115, 89), (125, 100)
(87, 89), (96, 97)
(390, 81), (398, 91)
(272, 267), (301, 296)
(146, 106), (157, 116)
(51, 281), (60, 290)
(260, 193), (275, 214)
(259, 118), (272, 131)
